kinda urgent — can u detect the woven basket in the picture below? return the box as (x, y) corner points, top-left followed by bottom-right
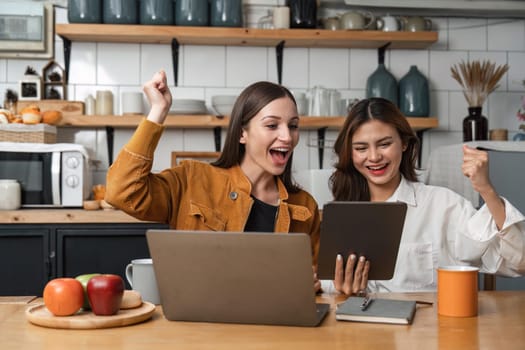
(0, 124), (57, 143)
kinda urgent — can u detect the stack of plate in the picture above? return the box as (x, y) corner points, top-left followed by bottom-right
(169, 99), (207, 115)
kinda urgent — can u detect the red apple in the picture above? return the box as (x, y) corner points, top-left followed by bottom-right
(87, 274), (124, 316)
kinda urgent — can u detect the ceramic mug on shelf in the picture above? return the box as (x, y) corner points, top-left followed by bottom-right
(376, 14), (399, 32)
(399, 16), (432, 32)
(125, 258), (161, 305)
(323, 17), (340, 31)
(273, 6), (290, 29)
(121, 92), (143, 115)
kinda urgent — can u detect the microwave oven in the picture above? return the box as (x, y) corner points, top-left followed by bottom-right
(0, 142), (92, 207)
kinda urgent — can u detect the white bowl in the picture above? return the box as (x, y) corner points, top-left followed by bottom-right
(211, 95), (237, 105)
(212, 103), (234, 116)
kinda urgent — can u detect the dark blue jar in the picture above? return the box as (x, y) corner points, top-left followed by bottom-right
(68, 0), (102, 23)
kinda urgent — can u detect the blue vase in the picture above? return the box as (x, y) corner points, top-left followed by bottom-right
(366, 63), (398, 106)
(513, 132), (525, 141)
(399, 65), (429, 117)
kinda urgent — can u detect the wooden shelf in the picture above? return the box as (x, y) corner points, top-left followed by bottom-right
(56, 24), (438, 49)
(58, 115), (438, 132)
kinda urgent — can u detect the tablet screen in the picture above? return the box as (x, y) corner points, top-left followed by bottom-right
(317, 201), (407, 280)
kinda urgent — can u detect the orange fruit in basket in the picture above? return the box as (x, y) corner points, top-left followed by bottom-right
(43, 278), (84, 316)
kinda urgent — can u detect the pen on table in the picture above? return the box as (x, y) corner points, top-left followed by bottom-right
(360, 296), (373, 311)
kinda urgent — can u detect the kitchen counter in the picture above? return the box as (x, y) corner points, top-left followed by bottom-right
(0, 209), (153, 224)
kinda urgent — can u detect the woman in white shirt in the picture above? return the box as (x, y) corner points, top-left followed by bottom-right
(326, 97), (525, 295)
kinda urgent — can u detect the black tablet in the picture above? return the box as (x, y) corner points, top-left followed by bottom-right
(317, 201), (407, 280)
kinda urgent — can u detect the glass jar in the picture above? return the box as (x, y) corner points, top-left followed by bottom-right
(287, 0), (317, 29)
(463, 106), (488, 142)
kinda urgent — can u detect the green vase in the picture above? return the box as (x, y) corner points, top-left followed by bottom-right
(399, 65), (429, 117)
(366, 63), (398, 106)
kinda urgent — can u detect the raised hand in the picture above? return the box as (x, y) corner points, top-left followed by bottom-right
(143, 70), (173, 124)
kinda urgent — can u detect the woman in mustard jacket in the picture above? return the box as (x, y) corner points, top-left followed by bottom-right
(106, 71), (321, 290)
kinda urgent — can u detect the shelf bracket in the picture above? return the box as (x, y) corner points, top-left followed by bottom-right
(171, 38), (180, 86)
(213, 126), (222, 152)
(416, 129), (430, 168)
(106, 126), (114, 166)
(276, 41), (285, 85)
(59, 35), (72, 84)
(317, 127), (327, 169)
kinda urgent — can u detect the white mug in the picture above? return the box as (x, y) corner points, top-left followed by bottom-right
(125, 258), (161, 305)
(121, 92), (144, 115)
(272, 6), (290, 29)
(377, 15), (399, 32)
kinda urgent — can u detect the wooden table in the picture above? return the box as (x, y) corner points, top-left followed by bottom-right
(1, 292), (524, 349)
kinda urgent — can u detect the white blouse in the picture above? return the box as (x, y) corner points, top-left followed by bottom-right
(321, 177), (525, 293)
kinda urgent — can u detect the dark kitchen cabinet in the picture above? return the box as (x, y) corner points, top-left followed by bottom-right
(0, 223), (168, 296)
(0, 228), (51, 296)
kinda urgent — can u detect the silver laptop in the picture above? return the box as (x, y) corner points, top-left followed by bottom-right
(146, 230), (330, 327)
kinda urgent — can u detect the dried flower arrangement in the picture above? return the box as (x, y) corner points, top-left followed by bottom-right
(450, 60), (509, 107)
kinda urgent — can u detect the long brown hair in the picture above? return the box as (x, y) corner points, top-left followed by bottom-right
(212, 81), (301, 193)
(330, 97), (419, 201)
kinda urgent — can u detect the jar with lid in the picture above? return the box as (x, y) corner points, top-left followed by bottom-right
(0, 179), (21, 210)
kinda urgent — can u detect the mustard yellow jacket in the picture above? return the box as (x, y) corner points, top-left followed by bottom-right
(105, 119), (321, 265)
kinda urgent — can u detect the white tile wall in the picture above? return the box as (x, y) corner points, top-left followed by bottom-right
(1, 8), (524, 181)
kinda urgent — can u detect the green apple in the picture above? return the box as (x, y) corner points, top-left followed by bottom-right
(75, 273), (101, 310)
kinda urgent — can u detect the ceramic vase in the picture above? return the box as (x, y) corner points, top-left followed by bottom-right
(463, 106), (488, 142)
(366, 63), (398, 106)
(399, 65), (429, 117)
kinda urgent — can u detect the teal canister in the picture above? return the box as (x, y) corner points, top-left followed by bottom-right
(366, 63), (398, 106)
(103, 0), (139, 24)
(210, 0), (243, 27)
(175, 0), (209, 26)
(68, 0), (102, 23)
(399, 65), (430, 117)
(140, 0), (174, 25)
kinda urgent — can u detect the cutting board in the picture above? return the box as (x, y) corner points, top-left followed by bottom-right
(17, 100), (84, 116)
(26, 302), (156, 329)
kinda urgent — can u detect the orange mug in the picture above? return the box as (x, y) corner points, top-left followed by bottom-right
(437, 266), (479, 317)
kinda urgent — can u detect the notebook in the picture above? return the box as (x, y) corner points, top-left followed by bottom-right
(146, 230), (330, 327)
(317, 201), (407, 280)
(335, 297), (416, 325)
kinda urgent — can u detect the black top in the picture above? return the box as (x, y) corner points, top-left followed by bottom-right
(244, 196), (278, 232)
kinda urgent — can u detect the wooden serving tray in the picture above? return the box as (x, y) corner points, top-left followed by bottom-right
(26, 302), (155, 329)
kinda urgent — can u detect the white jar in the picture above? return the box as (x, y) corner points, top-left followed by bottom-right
(0, 179), (21, 210)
